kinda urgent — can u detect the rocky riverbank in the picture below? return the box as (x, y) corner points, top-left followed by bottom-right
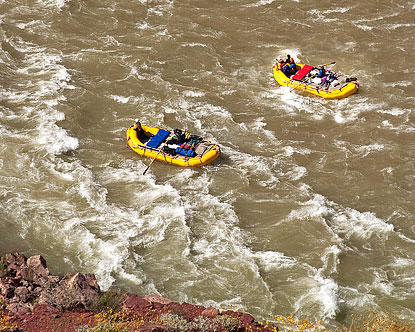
(0, 252), (276, 331)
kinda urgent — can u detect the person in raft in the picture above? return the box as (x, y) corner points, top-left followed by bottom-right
(284, 54), (297, 76)
(275, 59), (286, 70)
(276, 58), (292, 77)
(317, 65), (326, 78)
(133, 119), (149, 142)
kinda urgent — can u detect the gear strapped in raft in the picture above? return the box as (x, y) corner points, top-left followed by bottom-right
(145, 129), (170, 148)
(291, 65), (314, 81)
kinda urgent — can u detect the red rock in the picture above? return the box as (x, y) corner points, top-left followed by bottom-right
(13, 304), (95, 332)
(66, 273), (93, 290)
(27, 255), (50, 278)
(59, 273), (100, 309)
(0, 279), (15, 298)
(221, 310), (241, 318)
(7, 302), (30, 314)
(8, 277), (21, 287)
(48, 275), (60, 283)
(17, 266), (30, 280)
(14, 286), (30, 303)
(32, 303), (60, 315)
(32, 286), (43, 296)
(240, 313), (255, 324)
(122, 294), (152, 313)
(84, 273), (99, 290)
(4, 252), (26, 266)
(166, 301), (205, 321)
(202, 306), (219, 319)
(1, 252), (279, 332)
(144, 293), (172, 304)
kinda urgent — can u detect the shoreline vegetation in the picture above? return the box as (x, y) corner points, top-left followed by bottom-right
(0, 252), (413, 332)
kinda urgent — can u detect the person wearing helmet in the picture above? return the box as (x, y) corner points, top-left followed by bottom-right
(285, 54), (297, 76)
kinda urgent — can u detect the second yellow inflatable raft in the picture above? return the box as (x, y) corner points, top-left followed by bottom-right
(273, 61), (359, 99)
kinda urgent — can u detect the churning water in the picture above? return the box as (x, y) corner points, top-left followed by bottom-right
(1, 0), (415, 328)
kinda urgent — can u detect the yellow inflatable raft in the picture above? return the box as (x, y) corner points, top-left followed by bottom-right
(126, 124), (221, 167)
(273, 61), (359, 99)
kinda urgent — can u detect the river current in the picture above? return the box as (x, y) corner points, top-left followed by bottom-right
(1, 0), (415, 328)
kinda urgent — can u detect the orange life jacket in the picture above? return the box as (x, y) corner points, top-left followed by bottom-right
(276, 62), (285, 70)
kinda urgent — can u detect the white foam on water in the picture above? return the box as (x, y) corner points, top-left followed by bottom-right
(320, 245), (341, 276)
(181, 42), (209, 48)
(293, 246), (342, 319)
(252, 251), (297, 272)
(273, 82), (346, 121)
(372, 270), (393, 296)
(227, 148), (280, 187)
(377, 108), (409, 116)
(164, 171), (277, 307)
(334, 139), (390, 160)
(355, 143), (385, 157)
(49, 162), (190, 290)
(286, 184), (394, 245)
(282, 145), (312, 157)
(354, 23), (373, 31)
(146, 2), (174, 17)
(15, 20), (46, 32)
(396, 232), (415, 244)
(295, 277), (339, 319)
(341, 286), (376, 308)
(340, 257), (415, 320)
(284, 165), (308, 181)
(37, 121), (79, 154)
(323, 7), (350, 14)
(308, 9), (340, 23)
(5, 36), (79, 155)
(333, 107), (361, 124)
(183, 90), (205, 98)
(99, 35), (121, 47)
(278, 87), (316, 115)
(259, 90), (281, 100)
(252, 117), (277, 141)
(333, 112), (349, 124)
(379, 116), (415, 133)
(388, 257), (415, 284)
(77, 169), (108, 212)
(136, 22), (151, 30)
(386, 81), (413, 88)
(170, 99), (234, 139)
(333, 99), (371, 124)
(37, 0), (70, 9)
(110, 95), (130, 104)
(244, 0), (276, 7)
(221, 89), (236, 96)
(385, 23), (414, 30)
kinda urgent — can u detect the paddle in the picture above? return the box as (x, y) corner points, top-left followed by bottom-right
(142, 141), (167, 175)
(320, 61), (336, 67)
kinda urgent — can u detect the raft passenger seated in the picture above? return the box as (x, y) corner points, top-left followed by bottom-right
(285, 54), (297, 76)
(317, 66), (326, 78)
(133, 120), (149, 142)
